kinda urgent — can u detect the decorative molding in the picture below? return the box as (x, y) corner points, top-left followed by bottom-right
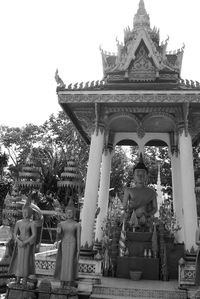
(142, 111), (177, 129)
(75, 112), (95, 137)
(128, 46), (157, 81)
(137, 126), (146, 139)
(104, 105), (181, 114)
(58, 93), (200, 104)
(178, 261), (196, 287)
(35, 256), (102, 278)
(107, 112), (141, 127)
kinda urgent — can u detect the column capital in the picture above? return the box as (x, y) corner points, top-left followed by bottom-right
(90, 122), (105, 136)
(177, 103), (191, 137)
(169, 132), (179, 157)
(103, 144), (113, 156)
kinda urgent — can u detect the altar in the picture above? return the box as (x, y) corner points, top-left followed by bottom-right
(116, 256), (159, 280)
(116, 232), (159, 280)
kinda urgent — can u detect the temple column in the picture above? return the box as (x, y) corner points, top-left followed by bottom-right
(81, 128), (105, 247)
(171, 153), (185, 243)
(179, 131), (198, 250)
(95, 148), (113, 242)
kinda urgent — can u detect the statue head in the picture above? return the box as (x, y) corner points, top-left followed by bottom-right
(133, 153), (148, 186)
(65, 197), (75, 219)
(22, 205), (33, 219)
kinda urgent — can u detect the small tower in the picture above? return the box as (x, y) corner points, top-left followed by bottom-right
(57, 154), (83, 220)
(17, 152), (42, 195)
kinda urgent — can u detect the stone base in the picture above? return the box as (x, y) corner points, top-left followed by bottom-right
(6, 282), (79, 299)
(78, 277), (101, 294)
(116, 256), (159, 280)
(78, 258), (102, 294)
(179, 260), (196, 287)
(6, 284), (36, 299)
(52, 287), (78, 299)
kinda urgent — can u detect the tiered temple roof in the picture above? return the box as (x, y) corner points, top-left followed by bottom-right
(101, 0), (183, 85)
(56, 0), (199, 92)
(56, 0), (200, 147)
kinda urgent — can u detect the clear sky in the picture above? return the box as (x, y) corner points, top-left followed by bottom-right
(0, 0), (200, 128)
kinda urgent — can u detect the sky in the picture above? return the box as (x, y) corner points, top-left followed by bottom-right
(0, 0), (200, 128)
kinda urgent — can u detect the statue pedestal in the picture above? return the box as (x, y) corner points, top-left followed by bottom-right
(6, 279), (80, 299)
(6, 285), (36, 299)
(126, 231), (152, 257)
(116, 256), (159, 280)
(116, 232), (159, 280)
(52, 288), (78, 299)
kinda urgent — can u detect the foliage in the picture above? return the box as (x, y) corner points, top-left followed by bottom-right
(110, 146), (133, 196)
(101, 196), (124, 246)
(0, 152), (9, 170)
(0, 111), (89, 203)
(156, 199), (181, 237)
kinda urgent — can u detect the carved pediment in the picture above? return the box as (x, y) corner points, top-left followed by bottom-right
(128, 45), (157, 81)
(101, 0), (184, 84)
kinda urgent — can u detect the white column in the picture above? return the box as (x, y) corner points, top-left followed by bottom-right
(81, 128), (104, 247)
(171, 153), (185, 243)
(95, 149), (113, 242)
(179, 131), (198, 250)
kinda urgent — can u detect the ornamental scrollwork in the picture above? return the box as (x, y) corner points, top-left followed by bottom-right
(58, 93), (200, 104)
(107, 112), (141, 128)
(141, 112), (177, 130)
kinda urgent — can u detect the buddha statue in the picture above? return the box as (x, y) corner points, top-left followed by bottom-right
(123, 153), (157, 232)
(8, 205), (36, 285)
(54, 199), (81, 288)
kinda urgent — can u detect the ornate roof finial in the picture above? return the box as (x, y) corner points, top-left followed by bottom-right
(55, 69), (66, 89)
(133, 0), (150, 29)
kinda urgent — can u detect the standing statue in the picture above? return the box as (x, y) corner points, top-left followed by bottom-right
(8, 205), (36, 285)
(123, 153), (157, 231)
(54, 202), (81, 288)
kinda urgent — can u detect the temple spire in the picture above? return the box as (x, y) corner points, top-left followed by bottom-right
(133, 0), (150, 29)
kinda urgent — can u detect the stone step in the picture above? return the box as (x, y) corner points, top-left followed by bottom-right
(91, 285), (187, 299)
(91, 295), (155, 299)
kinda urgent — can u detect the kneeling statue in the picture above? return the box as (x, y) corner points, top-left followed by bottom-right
(123, 153), (157, 232)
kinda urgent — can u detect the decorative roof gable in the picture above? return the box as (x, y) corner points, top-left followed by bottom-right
(101, 0), (184, 84)
(128, 43), (157, 81)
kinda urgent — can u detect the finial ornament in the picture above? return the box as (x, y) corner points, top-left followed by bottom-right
(133, 0), (150, 29)
(139, 0), (145, 8)
(55, 69), (66, 89)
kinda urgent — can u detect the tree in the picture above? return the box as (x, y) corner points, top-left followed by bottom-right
(0, 111), (89, 202)
(110, 146), (133, 198)
(0, 151), (10, 224)
(0, 124), (43, 180)
(41, 111), (89, 181)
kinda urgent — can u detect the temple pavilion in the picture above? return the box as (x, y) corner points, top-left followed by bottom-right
(56, 0), (200, 252)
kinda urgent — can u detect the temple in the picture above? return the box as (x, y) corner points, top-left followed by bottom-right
(56, 0), (200, 253)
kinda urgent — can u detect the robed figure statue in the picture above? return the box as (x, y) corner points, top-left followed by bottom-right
(8, 204), (36, 285)
(54, 200), (81, 288)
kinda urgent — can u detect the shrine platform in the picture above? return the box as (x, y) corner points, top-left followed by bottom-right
(1, 276), (200, 299)
(90, 277), (199, 299)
